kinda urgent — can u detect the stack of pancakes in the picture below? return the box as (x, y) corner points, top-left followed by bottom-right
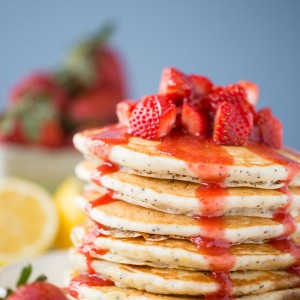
(66, 124), (300, 299)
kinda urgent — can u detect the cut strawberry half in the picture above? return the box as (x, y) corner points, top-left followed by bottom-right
(238, 80), (259, 107)
(181, 101), (209, 137)
(189, 74), (213, 97)
(129, 94), (176, 140)
(158, 67), (193, 105)
(116, 100), (136, 126)
(208, 84), (254, 115)
(213, 101), (253, 146)
(256, 108), (282, 149)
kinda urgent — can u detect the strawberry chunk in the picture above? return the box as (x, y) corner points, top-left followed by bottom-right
(181, 101), (209, 137)
(116, 100), (136, 126)
(238, 80), (259, 107)
(208, 84), (254, 115)
(213, 101), (253, 146)
(256, 108), (283, 149)
(189, 74), (213, 97)
(129, 94), (176, 140)
(158, 67), (192, 104)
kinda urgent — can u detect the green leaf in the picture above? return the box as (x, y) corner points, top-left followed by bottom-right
(17, 264), (32, 287)
(35, 274), (47, 282)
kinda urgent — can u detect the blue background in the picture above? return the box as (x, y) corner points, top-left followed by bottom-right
(1, 0), (299, 149)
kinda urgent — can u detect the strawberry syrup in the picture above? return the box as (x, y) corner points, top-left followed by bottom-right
(91, 160), (120, 186)
(69, 272), (114, 299)
(83, 160), (120, 274)
(86, 124), (129, 160)
(269, 184), (300, 279)
(157, 130), (233, 182)
(246, 143), (300, 184)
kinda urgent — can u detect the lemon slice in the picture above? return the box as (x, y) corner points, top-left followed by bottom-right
(54, 176), (86, 248)
(0, 177), (58, 265)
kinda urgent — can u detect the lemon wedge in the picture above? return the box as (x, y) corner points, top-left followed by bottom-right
(54, 176), (86, 248)
(0, 177), (58, 265)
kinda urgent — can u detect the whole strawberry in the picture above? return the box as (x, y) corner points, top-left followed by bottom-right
(0, 72), (66, 147)
(2, 265), (66, 300)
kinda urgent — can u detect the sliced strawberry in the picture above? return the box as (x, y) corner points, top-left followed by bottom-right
(116, 100), (136, 126)
(208, 84), (253, 114)
(181, 101), (209, 137)
(256, 108), (282, 149)
(213, 101), (253, 146)
(158, 67), (193, 105)
(129, 94), (176, 140)
(238, 80), (259, 107)
(256, 107), (272, 125)
(248, 125), (262, 143)
(189, 74), (213, 97)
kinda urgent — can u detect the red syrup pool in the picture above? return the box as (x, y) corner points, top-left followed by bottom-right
(69, 272), (114, 298)
(157, 130), (233, 182)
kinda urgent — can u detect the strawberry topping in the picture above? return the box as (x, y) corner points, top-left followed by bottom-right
(181, 101), (209, 137)
(125, 67), (282, 148)
(158, 67), (193, 104)
(189, 74), (213, 97)
(256, 108), (283, 149)
(208, 84), (253, 113)
(129, 94), (176, 140)
(116, 100), (136, 126)
(213, 101), (253, 146)
(238, 80), (259, 107)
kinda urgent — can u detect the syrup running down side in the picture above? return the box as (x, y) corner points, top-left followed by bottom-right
(68, 272), (114, 299)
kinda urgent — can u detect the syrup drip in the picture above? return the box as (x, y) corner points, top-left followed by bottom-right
(69, 272), (114, 298)
(82, 191), (115, 273)
(196, 184), (228, 216)
(269, 236), (300, 276)
(272, 185), (296, 236)
(246, 142), (300, 184)
(157, 131), (233, 182)
(84, 190), (115, 218)
(204, 272), (233, 299)
(91, 160), (120, 186)
(87, 124), (129, 160)
(191, 184), (235, 296)
(79, 223), (108, 259)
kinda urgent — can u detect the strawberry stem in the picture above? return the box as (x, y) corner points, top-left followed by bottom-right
(16, 264), (32, 287)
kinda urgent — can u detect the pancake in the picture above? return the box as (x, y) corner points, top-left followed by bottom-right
(76, 161), (300, 217)
(66, 270), (300, 300)
(73, 125), (300, 189)
(69, 250), (300, 296)
(278, 147), (300, 186)
(76, 192), (298, 244)
(71, 226), (298, 271)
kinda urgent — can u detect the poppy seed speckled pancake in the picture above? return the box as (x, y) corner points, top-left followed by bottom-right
(68, 250), (300, 297)
(66, 275), (300, 300)
(76, 191), (300, 244)
(76, 161), (300, 217)
(71, 226), (298, 272)
(73, 125), (300, 189)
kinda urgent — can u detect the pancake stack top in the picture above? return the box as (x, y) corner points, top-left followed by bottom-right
(66, 67), (300, 299)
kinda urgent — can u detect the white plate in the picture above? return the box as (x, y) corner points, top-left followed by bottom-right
(0, 250), (70, 289)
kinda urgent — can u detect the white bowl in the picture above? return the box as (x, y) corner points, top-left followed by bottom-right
(0, 143), (82, 191)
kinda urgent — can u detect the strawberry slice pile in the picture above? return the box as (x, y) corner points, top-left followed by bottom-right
(118, 67), (282, 149)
